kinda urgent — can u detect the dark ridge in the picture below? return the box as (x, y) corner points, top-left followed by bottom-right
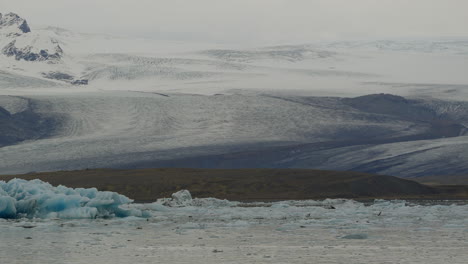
(71, 79), (88, 85)
(41, 72), (89, 85)
(42, 72), (74, 81)
(342, 93), (467, 138)
(413, 175), (468, 186)
(0, 100), (60, 147)
(2, 168), (463, 202)
(342, 93), (435, 121)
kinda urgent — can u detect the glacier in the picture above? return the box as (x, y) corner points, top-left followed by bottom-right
(0, 178), (147, 219)
(1, 13), (468, 177)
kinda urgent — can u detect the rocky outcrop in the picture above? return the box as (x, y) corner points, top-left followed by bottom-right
(1, 12), (64, 62)
(42, 72), (89, 85)
(42, 72), (74, 81)
(71, 79), (88, 85)
(2, 40), (63, 61)
(0, 12), (30, 35)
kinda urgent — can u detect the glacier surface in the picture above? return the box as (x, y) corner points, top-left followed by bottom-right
(1, 17), (468, 177)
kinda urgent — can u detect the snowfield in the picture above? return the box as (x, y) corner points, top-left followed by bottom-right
(0, 180), (467, 263)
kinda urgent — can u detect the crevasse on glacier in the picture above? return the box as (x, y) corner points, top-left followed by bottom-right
(0, 178), (147, 219)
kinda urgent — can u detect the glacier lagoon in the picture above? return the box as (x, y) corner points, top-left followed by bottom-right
(0, 179), (467, 263)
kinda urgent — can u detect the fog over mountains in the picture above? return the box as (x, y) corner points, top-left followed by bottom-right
(1, 12), (468, 178)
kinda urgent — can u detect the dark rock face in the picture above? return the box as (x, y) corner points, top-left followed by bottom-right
(42, 72), (74, 81)
(342, 94), (467, 138)
(71, 80), (89, 85)
(42, 72), (89, 85)
(2, 41), (18, 57)
(18, 20), (31, 33)
(2, 40), (63, 62)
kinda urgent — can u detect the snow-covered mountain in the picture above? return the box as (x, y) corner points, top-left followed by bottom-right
(0, 12), (63, 62)
(0, 13), (91, 86)
(1, 12), (468, 178)
(0, 12), (30, 35)
(2, 12), (468, 97)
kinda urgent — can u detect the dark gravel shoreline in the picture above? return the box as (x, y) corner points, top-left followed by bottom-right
(1, 168), (467, 202)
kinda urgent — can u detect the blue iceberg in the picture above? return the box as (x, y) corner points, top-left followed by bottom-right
(0, 178), (147, 219)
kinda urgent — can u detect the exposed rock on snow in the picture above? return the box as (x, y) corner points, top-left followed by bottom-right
(41, 71), (74, 81)
(2, 39), (63, 61)
(71, 79), (88, 85)
(41, 72), (88, 85)
(0, 12), (30, 35)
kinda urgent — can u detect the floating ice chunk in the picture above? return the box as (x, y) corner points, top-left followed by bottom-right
(342, 233), (369, 239)
(159, 190), (193, 207)
(172, 190), (192, 205)
(0, 178), (146, 219)
(157, 190), (238, 208)
(224, 220), (250, 228)
(47, 207), (98, 219)
(192, 197), (238, 207)
(271, 202), (290, 208)
(132, 202), (170, 212)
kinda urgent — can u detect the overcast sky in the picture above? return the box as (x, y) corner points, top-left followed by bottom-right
(2, 0), (468, 45)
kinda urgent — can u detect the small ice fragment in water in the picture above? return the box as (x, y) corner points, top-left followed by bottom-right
(342, 234), (368, 239)
(171, 190), (192, 205)
(271, 202), (290, 208)
(160, 190), (193, 207)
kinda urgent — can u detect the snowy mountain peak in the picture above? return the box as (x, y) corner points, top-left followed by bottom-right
(0, 12), (64, 62)
(0, 12), (31, 35)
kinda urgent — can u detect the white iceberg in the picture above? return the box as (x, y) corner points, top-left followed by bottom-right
(157, 189), (238, 208)
(159, 189), (193, 207)
(0, 178), (148, 219)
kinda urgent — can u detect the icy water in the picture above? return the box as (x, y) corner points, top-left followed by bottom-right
(1, 199), (467, 264)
